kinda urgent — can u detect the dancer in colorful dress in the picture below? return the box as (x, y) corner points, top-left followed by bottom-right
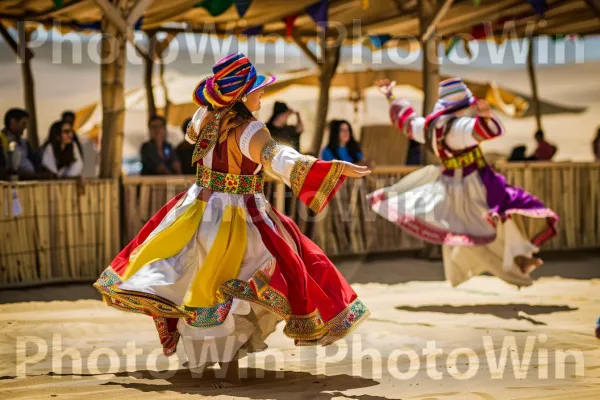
(94, 53), (371, 385)
(368, 78), (558, 287)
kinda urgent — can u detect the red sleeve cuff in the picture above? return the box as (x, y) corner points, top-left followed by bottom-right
(296, 160), (346, 213)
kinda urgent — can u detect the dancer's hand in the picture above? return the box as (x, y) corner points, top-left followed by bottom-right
(474, 99), (492, 118)
(341, 162), (371, 178)
(375, 79), (396, 99)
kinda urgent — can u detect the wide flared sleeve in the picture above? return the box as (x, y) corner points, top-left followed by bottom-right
(444, 116), (505, 149)
(389, 99), (426, 144)
(241, 123), (346, 213)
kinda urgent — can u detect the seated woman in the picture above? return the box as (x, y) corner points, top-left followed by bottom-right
(321, 120), (372, 167)
(41, 120), (84, 178)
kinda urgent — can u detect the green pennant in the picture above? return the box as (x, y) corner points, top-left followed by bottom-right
(53, 0), (64, 8)
(473, 0), (480, 6)
(195, 0), (234, 17)
(445, 36), (460, 57)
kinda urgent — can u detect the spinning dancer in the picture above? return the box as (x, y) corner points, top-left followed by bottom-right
(368, 78), (558, 287)
(94, 53), (370, 385)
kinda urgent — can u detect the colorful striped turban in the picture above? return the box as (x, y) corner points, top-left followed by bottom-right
(193, 53), (276, 109)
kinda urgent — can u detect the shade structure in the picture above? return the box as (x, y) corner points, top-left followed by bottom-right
(1, 0), (599, 39)
(260, 67), (587, 119)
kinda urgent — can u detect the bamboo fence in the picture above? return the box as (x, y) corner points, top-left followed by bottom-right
(0, 179), (119, 288)
(1, 162), (599, 288)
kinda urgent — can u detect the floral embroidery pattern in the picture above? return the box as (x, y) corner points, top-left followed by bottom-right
(260, 139), (284, 172)
(290, 156), (316, 197)
(309, 160), (345, 213)
(196, 165), (264, 194)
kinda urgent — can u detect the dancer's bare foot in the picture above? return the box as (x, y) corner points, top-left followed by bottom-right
(213, 359), (241, 388)
(514, 255), (543, 274)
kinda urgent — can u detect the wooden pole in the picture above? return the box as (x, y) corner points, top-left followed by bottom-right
(419, 0), (440, 165)
(419, 0), (442, 260)
(99, 8), (127, 178)
(144, 32), (157, 118)
(309, 31), (341, 156)
(17, 22), (39, 149)
(157, 34), (176, 123)
(527, 38), (543, 132)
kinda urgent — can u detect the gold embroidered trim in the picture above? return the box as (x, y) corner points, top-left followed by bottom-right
(442, 146), (486, 170)
(308, 160), (345, 213)
(260, 139), (283, 171)
(290, 156), (316, 197)
(186, 123), (199, 143)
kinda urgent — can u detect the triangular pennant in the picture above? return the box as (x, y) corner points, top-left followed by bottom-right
(283, 15), (298, 37)
(234, 0), (252, 18)
(445, 36), (460, 56)
(243, 25), (263, 36)
(362, 0), (369, 9)
(526, 0), (547, 16)
(195, 0), (234, 17)
(134, 17), (144, 31)
(473, 0), (480, 5)
(306, 0), (328, 30)
(53, 0), (64, 8)
(368, 34), (391, 49)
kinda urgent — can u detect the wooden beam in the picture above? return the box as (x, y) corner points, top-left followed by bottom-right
(91, 0), (152, 63)
(291, 30), (319, 67)
(584, 0), (600, 20)
(422, 0), (454, 42)
(0, 22), (33, 61)
(527, 39), (542, 132)
(127, 0), (154, 26)
(17, 22), (39, 149)
(419, 0), (440, 167)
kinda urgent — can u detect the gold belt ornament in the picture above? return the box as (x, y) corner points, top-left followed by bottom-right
(442, 147), (486, 170)
(196, 165), (264, 194)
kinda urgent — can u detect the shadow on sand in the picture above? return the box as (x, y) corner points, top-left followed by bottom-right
(395, 303), (577, 325)
(100, 368), (395, 400)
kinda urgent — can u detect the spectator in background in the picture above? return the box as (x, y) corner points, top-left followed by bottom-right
(41, 120), (83, 178)
(140, 115), (181, 175)
(175, 117), (196, 175)
(0, 108), (40, 180)
(266, 101), (303, 151)
(533, 130), (557, 161)
(507, 145), (536, 162)
(61, 110), (84, 159)
(321, 119), (371, 167)
(592, 127), (600, 161)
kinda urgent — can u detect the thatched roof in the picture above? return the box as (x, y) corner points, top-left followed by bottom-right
(1, 0), (598, 40)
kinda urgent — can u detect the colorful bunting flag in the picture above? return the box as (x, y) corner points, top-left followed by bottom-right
(526, 0), (547, 16)
(306, 0), (328, 30)
(368, 34), (391, 49)
(445, 36), (460, 56)
(234, 0), (252, 18)
(473, 0), (480, 5)
(362, 0), (369, 9)
(195, 0), (233, 17)
(53, 0), (64, 8)
(134, 17), (144, 31)
(244, 25), (263, 36)
(283, 15), (298, 37)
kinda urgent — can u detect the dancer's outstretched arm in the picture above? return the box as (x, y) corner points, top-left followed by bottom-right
(375, 79), (426, 144)
(243, 127), (370, 213)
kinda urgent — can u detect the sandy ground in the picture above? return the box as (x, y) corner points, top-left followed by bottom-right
(1, 253), (599, 399)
